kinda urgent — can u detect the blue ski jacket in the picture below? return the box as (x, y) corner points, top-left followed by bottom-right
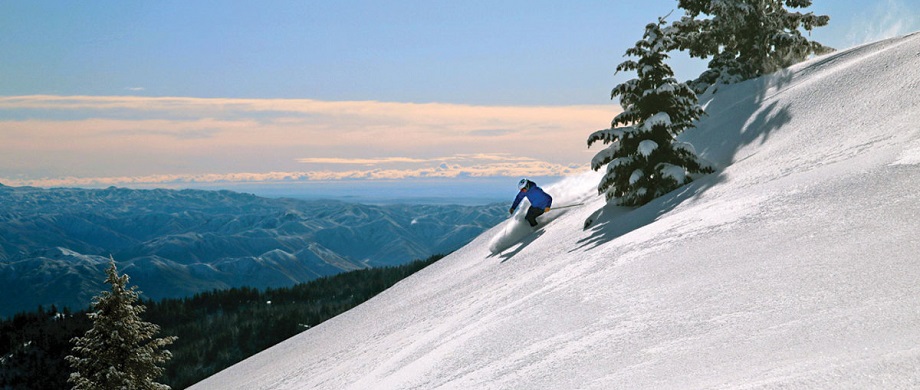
(511, 181), (553, 211)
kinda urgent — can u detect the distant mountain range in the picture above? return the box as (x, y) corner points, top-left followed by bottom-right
(0, 183), (507, 317)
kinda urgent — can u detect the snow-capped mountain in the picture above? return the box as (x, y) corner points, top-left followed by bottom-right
(192, 31), (920, 389)
(0, 186), (506, 317)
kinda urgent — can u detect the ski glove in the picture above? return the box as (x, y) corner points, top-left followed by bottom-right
(544, 207), (551, 213)
(509, 208), (515, 215)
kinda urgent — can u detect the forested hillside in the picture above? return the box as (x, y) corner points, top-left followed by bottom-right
(0, 254), (442, 389)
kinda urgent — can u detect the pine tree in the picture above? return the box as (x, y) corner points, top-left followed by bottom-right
(672, 0), (832, 93)
(588, 16), (712, 206)
(66, 258), (177, 390)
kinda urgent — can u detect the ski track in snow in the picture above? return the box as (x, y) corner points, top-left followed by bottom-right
(191, 31), (920, 389)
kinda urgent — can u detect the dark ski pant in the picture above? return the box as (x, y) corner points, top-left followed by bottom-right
(525, 206), (545, 227)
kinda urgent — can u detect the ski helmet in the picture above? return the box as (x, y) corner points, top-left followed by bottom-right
(518, 178), (529, 190)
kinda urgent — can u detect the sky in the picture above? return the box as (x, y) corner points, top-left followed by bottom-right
(1, 0), (919, 202)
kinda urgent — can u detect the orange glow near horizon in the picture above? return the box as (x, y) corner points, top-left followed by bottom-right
(0, 95), (620, 187)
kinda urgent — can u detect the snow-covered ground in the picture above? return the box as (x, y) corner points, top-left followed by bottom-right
(192, 31), (920, 389)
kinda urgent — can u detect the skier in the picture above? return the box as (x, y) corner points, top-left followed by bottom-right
(509, 178), (553, 227)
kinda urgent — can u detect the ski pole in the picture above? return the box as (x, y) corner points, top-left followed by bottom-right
(549, 203), (584, 211)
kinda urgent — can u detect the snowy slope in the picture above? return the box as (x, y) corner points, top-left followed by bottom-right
(192, 32), (920, 389)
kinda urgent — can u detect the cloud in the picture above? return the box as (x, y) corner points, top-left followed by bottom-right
(0, 159), (589, 188)
(296, 157), (429, 165)
(468, 129), (515, 137)
(102, 127), (222, 140)
(0, 95), (619, 186)
(295, 154), (539, 166)
(0, 95), (614, 123)
(454, 153), (539, 162)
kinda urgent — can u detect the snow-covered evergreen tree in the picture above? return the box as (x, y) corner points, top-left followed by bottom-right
(588, 16), (712, 206)
(66, 258), (177, 390)
(672, 0), (832, 93)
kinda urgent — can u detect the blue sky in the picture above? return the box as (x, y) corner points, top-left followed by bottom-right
(1, 1), (918, 202)
(2, 0), (687, 104)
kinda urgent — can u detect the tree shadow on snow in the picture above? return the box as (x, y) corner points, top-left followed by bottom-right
(575, 70), (795, 251)
(689, 70), (794, 169)
(574, 178), (715, 252)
